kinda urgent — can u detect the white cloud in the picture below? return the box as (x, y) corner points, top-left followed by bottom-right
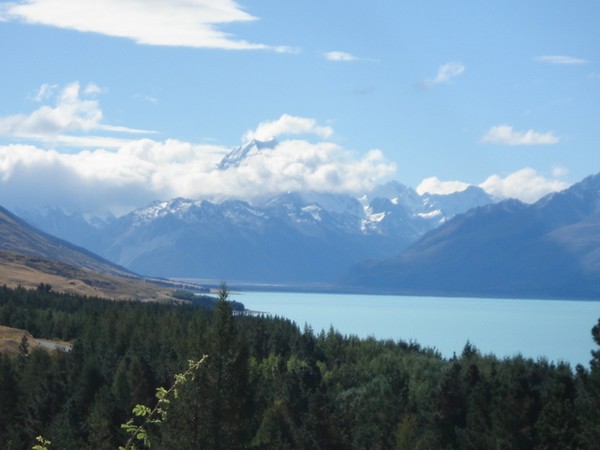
(479, 168), (569, 203)
(3, 0), (285, 51)
(535, 55), (588, 65)
(244, 114), (335, 141)
(0, 82), (154, 147)
(481, 125), (559, 146)
(219, 141), (394, 197)
(0, 118), (395, 215)
(83, 83), (104, 96)
(323, 51), (358, 62)
(416, 177), (470, 195)
(416, 168), (569, 203)
(552, 165), (569, 178)
(30, 83), (58, 102)
(422, 62), (465, 86)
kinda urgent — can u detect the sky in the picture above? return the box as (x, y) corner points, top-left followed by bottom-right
(0, 0), (599, 216)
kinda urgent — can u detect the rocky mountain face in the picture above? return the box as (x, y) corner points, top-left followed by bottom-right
(17, 185), (495, 283)
(343, 173), (600, 300)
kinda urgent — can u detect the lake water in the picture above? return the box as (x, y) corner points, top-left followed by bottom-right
(233, 291), (600, 368)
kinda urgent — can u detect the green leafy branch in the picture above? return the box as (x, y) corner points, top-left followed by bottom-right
(119, 355), (208, 450)
(32, 435), (51, 450)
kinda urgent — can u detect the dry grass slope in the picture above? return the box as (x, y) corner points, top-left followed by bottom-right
(0, 325), (72, 354)
(0, 205), (135, 279)
(0, 250), (177, 302)
(0, 205), (206, 302)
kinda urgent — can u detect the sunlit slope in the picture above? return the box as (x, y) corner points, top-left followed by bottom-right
(0, 205), (134, 279)
(0, 205), (178, 301)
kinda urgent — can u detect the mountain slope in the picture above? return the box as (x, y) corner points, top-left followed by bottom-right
(0, 249), (178, 301)
(0, 205), (190, 300)
(96, 195), (401, 282)
(343, 173), (600, 299)
(0, 205), (134, 278)
(87, 187), (494, 283)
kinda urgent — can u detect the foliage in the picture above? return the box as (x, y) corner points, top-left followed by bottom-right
(119, 357), (207, 450)
(31, 436), (51, 450)
(0, 285), (598, 449)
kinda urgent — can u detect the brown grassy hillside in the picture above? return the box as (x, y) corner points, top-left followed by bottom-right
(0, 205), (135, 279)
(0, 249), (179, 301)
(0, 204), (206, 301)
(0, 325), (72, 354)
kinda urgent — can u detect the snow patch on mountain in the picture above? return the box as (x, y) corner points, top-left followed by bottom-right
(301, 205), (322, 222)
(133, 198), (198, 223)
(418, 209), (443, 219)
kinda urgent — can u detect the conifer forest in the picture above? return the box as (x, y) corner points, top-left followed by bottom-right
(1, 286), (600, 449)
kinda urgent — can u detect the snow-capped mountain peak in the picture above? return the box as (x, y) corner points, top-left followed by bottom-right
(133, 198), (198, 222)
(218, 138), (278, 170)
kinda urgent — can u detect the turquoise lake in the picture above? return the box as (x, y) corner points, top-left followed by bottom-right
(233, 291), (600, 368)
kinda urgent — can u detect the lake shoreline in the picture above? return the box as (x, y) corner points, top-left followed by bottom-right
(174, 277), (600, 303)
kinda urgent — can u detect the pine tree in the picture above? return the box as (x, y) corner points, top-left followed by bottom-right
(161, 283), (251, 449)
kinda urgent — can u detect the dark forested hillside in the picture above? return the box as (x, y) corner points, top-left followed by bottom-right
(0, 286), (599, 449)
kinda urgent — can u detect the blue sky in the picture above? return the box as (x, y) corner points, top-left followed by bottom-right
(0, 0), (598, 215)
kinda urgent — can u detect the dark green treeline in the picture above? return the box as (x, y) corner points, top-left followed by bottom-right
(1, 285), (600, 449)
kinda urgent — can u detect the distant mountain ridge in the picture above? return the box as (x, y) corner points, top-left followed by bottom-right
(343, 172), (600, 299)
(14, 138), (496, 283)
(17, 184), (496, 283)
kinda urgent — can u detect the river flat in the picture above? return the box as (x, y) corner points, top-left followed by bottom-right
(234, 291), (600, 368)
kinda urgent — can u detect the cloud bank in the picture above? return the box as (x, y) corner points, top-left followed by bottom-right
(417, 169), (569, 204)
(0, 138), (395, 215)
(2, 0), (288, 51)
(0, 82), (571, 215)
(0, 91), (395, 215)
(479, 168), (569, 203)
(481, 125), (559, 146)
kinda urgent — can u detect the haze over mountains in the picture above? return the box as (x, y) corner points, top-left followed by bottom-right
(345, 173), (600, 299)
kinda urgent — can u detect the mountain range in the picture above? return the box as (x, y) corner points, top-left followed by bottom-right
(343, 173), (600, 299)
(13, 139), (496, 283)
(17, 182), (495, 283)
(9, 138), (599, 300)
